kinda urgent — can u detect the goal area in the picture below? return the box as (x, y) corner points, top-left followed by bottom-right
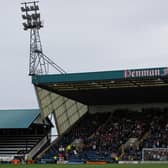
(142, 148), (168, 161)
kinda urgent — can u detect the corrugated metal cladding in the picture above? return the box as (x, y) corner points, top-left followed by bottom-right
(35, 86), (88, 135)
(0, 109), (40, 128)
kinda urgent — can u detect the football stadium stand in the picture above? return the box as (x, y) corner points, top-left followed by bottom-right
(31, 67), (168, 163)
(0, 109), (52, 163)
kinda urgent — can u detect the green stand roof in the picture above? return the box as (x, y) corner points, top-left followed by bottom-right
(0, 109), (40, 128)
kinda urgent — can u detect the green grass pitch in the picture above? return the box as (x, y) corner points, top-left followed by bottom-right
(0, 164), (168, 168)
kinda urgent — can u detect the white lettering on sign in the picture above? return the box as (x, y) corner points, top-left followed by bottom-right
(124, 69), (160, 78)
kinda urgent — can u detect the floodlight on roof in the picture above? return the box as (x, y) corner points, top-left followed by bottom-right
(22, 14), (32, 20)
(22, 22), (28, 30)
(21, 7), (25, 12)
(34, 5), (39, 10)
(27, 14), (32, 20)
(31, 13), (40, 20)
(30, 6), (35, 10)
(22, 15), (27, 19)
(26, 6), (30, 11)
(22, 22), (27, 27)
(29, 5), (39, 11)
(21, 1), (42, 30)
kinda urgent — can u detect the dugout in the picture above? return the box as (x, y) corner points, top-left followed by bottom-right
(32, 66), (168, 137)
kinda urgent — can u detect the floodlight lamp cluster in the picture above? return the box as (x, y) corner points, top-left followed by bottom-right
(21, 1), (43, 30)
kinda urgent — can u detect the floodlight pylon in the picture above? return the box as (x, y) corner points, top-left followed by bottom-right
(21, 1), (66, 75)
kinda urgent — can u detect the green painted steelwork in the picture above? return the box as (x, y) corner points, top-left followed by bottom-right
(32, 70), (123, 84)
(32, 67), (168, 84)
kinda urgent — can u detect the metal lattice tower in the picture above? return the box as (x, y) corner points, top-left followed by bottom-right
(21, 1), (66, 75)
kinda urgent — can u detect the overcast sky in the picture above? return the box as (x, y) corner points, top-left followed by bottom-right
(0, 0), (168, 109)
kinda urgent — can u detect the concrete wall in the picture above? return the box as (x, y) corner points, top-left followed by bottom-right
(35, 86), (88, 135)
